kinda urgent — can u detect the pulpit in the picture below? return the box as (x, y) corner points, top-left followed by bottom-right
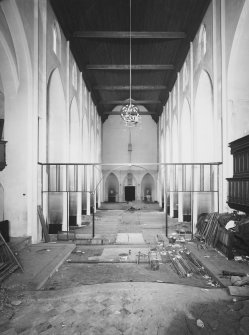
(227, 134), (249, 213)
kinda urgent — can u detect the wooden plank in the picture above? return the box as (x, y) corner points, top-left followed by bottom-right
(94, 85), (167, 91)
(103, 111), (157, 115)
(228, 286), (249, 297)
(37, 205), (50, 243)
(99, 100), (162, 105)
(73, 31), (186, 39)
(86, 64), (174, 71)
(0, 232), (24, 273)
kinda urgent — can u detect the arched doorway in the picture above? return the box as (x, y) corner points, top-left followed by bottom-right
(193, 70), (215, 227)
(69, 97), (80, 226)
(195, 70), (214, 162)
(160, 131), (165, 207)
(123, 172), (137, 202)
(105, 173), (119, 202)
(171, 115), (179, 218)
(141, 173), (155, 202)
(47, 68), (67, 229)
(82, 115), (89, 214)
(47, 69), (66, 162)
(0, 0), (35, 239)
(179, 98), (192, 222)
(165, 126), (170, 214)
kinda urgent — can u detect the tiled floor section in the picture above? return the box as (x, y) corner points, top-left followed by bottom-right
(116, 233), (145, 244)
(1, 282), (249, 335)
(98, 247), (149, 262)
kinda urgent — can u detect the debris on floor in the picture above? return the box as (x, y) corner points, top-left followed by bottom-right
(228, 285), (249, 297)
(196, 211), (249, 261)
(230, 275), (249, 286)
(0, 233), (23, 283)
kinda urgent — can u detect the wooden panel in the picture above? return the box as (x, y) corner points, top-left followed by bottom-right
(87, 64), (175, 70)
(50, 0), (212, 118)
(103, 111), (157, 115)
(228, 286), (249, 297)
(73, 31), (186, 39)
(99, 100), (162, 105)
(37, 206), (50, 243)
(94, 85), (167, 90)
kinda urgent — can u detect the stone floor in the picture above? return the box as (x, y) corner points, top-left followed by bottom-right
(1, 283), (249, 334)
(1, 207), (249, 334)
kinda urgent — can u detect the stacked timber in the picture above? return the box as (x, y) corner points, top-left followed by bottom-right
(167, 249), (210, 278)
(196, 212), (220, 247)
(196, 212), (236, 259)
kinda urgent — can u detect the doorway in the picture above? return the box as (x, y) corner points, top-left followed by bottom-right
(125, 186), (135, 201)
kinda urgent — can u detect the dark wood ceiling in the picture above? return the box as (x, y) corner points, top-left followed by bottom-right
(50, 0), (211, 122)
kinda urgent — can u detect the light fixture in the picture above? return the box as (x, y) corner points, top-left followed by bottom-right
(120, 0), (141, 127)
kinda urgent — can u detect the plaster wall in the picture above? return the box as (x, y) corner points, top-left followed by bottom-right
(102, 115), (157, 165)
(0, 0), (99, 241)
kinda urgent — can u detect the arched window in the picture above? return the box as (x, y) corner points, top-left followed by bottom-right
(52, 21), (61, 60)
(83, 84), (87, 109)
(197, 24), (207, 63)
(172, 87), (176, 108)
(72, 62), (77, 90)
(183, 62), (189, 90)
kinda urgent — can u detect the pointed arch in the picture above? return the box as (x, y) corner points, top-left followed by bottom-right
(47, 68), (67, 162)
(172, 114), (178, 162)
(180, 98), (191, 162)
(69, 96), (80, 162)
(105, 172), (119, 202)
(0, 30), (19, 95)
(194, 70), (214, 162)
(141, 173), (155, 202)
(197, 24), (207, 63)
(52, 20), (61, 60)
(0, 0), (34, 239)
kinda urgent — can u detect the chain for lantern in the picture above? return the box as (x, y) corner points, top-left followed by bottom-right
(120, 0), (141, 127)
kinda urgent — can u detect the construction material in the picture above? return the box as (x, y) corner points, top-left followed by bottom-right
(196, 212), (234, 259)
(216, 226), (234, 259)
(150, 259), (159, 270)
(196, 213), (220, 247)
(0, 232), (23, 282)
(231, 276), (249, 286)
(222, 270), (247, 277)
(0, 220), (9, 242)
(228, 286), (249, 297)
(167, 249), (207, 278)
(37, 205), (50, 242)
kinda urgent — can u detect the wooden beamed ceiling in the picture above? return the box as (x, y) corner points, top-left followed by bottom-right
(73, 31), (187, 39)
(50, 0), (211, 123)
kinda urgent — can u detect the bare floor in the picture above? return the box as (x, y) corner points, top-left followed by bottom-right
(43, 246), (220, 290)
(1, 207), (249, 334)
(43, 207), (214, 290)
(1, 283), (249, 335)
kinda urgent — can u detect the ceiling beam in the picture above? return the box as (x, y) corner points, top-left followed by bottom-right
(73, 31), (186, 39)
(87, 64), (174, 70)
(94, 85), (167, 91)
(103, 111), (157, 115)
(99, 100), (162, 105)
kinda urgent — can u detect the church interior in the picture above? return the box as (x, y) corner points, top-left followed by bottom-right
(1, 0), (249, 333)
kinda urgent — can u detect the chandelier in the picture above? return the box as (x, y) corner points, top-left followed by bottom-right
(120, 0), (141, 127)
